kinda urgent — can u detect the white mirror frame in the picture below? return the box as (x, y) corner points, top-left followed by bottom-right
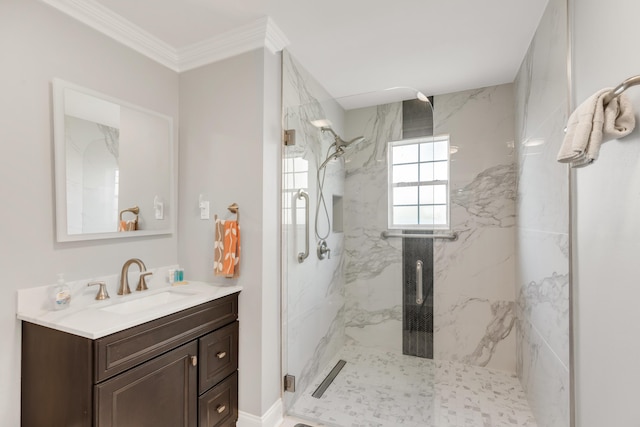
(52, 78), (175, 242)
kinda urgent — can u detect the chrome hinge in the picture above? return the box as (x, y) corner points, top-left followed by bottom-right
(284, 374), (296, 392)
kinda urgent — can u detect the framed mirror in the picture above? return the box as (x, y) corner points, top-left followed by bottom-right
(52, 79), (174, 242)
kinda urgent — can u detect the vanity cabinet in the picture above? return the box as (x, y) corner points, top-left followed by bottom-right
(21, 292), (239, 427)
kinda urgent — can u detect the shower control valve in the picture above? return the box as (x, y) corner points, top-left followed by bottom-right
(317, 240), (331, 260)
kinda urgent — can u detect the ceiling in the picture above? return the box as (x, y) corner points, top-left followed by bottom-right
(47, 0), (550, 109)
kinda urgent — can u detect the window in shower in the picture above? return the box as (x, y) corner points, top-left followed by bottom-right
(387, 135), (450, 230)
(282, 156), (309, 225)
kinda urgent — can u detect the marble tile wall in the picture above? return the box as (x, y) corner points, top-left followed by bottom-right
(282, 51), (347, 411)
(514, 0), (570, 425)
(343, 103), (404, 352)
(433, 84), (517, 372)
(344, 84), (518, 373)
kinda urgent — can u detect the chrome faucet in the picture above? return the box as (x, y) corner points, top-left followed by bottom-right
(119, 258), (147, 295)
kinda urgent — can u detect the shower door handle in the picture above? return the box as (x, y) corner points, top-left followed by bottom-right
(297, 189), (310, 263)
(416, 260), (423, 304)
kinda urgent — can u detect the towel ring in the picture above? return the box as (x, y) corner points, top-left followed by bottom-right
(228, 203), (239, 224)
(603, 75), (640, 106)
(215, 203), (240, 224)
(119, 205), (139, 222)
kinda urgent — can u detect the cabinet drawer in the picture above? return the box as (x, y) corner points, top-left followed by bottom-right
(95, 341), (198, 427)
(198, 371), (238, 427)
(95, 293), (238, 382)
(199, 321), (238, 394)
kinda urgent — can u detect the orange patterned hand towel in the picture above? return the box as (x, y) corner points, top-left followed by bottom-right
(214, 219), (241, 278)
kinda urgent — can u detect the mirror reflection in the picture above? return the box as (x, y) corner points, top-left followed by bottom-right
(53, 79), (174, 241)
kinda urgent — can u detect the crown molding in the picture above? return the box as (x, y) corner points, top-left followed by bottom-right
(40, 0), (290, 72)
(40, 0), (180, 70)
(177, 17), (290, 72)
(264, 17), (290, 55)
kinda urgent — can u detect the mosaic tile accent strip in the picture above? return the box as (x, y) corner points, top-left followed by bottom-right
(401, 99), (435, 359)
(289, 345), (537, 427)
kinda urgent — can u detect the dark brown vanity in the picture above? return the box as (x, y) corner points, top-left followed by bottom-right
(21, 292), (239, 427)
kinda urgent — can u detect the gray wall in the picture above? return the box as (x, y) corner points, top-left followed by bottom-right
(178, 48), (282, 417)
(514, 0), (570, 425)
(573, 0), (640, 425)
(2, 1), (282, 422)
(0, 0), (179, 424)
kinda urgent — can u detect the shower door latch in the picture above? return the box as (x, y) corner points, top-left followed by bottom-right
(284, 129), (296, 146)
(284, 374), (296, 392)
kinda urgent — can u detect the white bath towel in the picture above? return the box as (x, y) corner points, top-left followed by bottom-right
(557, 88), (635, 167)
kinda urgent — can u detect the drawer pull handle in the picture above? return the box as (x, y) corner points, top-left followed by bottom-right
(216, 351), (227, 359)
(190, 355), (197, 366)
(216, 404), (226, 414)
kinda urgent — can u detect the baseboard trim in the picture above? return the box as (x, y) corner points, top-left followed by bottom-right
(237, 398), (283, 427)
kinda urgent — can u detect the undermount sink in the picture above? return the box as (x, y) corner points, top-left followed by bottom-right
(100, 290), (192, 314)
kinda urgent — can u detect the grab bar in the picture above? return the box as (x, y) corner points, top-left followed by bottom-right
(297, 189), (310, 263)
(381, 231), (458, 241)
(416, 260), (423, 304)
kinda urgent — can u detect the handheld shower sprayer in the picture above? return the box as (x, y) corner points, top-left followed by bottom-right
(318, 147), (346, 170)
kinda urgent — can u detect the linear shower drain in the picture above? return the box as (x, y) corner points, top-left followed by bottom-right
(312, 359), (347, 398)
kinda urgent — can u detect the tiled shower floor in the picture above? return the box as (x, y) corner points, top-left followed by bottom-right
(288, 345), (537, 427)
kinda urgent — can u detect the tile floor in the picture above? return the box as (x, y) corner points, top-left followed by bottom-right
(285, 345), (537, 427)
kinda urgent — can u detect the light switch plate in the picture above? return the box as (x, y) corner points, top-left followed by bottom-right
(154, 202), (164, 220)
(200, 201), (210, 220)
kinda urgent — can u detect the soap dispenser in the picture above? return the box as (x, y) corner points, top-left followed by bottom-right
(50, 273), (71, 310)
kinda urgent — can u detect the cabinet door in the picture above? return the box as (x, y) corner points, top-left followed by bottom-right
(199, 371), (238, 427)
(95, 341), (198, 427)
(199, 321), (239, 394)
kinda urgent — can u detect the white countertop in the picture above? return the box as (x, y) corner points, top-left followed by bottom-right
(17, 280), (242, 339)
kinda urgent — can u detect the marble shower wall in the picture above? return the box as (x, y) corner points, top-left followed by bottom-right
(282, 51), (346, 411)
(514, 0), (570, 425)
(344, 84), (517, 373)
(433, 84), (517, 372)
(344, 103), (404, 351)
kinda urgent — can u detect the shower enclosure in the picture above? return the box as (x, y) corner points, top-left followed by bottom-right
(281, 6), (570, 418)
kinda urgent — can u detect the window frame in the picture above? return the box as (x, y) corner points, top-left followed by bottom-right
(387, 134), (451, 230)
(282, 156), (309, 226)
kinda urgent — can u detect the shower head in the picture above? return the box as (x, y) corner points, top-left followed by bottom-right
(320, 127), (365, 150)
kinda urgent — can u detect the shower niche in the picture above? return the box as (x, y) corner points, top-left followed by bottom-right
(332, 195), (343, 233)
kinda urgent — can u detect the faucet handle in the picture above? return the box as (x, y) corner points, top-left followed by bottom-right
(317, 240), (331, 260)
(137, 272), (153, 292)
(88, 281), (110, 300)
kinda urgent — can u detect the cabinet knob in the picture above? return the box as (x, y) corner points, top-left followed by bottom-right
(216, 404), (226, 414)
(190, 355), (197, 366)
(216, 351), (227, 359)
